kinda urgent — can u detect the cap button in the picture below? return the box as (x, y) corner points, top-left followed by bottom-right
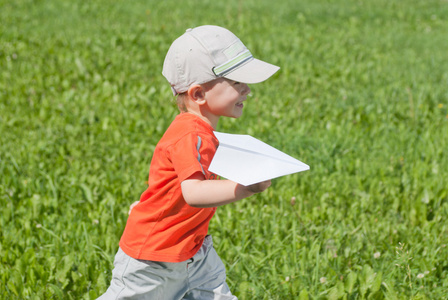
(186, 28), (192, 32)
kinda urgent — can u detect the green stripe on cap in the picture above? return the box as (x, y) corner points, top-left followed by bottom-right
(213, 50), (253, 76)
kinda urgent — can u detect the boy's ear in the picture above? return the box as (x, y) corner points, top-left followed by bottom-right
(187, 85), (206, 105)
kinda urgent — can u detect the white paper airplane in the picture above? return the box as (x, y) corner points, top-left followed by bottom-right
(209, 132), (310, 186)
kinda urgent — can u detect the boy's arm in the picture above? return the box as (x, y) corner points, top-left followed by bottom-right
(128, 201), (139, 215)
(181, 172), (271, 208)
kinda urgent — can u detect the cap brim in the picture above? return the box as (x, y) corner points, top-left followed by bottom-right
(223, 58), (280, 84)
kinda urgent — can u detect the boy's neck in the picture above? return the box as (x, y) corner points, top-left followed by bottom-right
(184, 111), (219, 130)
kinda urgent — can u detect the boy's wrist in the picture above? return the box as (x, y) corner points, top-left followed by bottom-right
(235, 180), (271, 198)
(235, 184), (255, 198)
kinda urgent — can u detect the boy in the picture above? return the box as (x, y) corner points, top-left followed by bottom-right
(99, 25), (279, 299)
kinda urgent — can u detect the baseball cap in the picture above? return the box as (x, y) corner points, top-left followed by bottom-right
(162, 25), (280, 95)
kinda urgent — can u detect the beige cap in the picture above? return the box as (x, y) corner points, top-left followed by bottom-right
(162, 25), (280, 95)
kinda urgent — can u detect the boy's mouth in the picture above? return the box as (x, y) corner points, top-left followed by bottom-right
(236, 99), (245, 108)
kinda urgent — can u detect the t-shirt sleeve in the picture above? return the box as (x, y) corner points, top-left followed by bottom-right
(169, 133), (216, 183)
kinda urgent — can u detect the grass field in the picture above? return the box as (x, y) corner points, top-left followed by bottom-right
(1, 0), (448, 298)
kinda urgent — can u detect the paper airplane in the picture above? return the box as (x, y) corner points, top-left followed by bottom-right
(209, 132), (310, 186)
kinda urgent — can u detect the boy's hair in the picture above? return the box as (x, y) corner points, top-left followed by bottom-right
(176, 92), (188, 113)
(162, 25), (279, 96)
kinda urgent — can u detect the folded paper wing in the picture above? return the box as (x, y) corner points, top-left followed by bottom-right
(209, 132), (310, 186)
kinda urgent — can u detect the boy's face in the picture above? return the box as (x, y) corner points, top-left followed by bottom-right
(203, 78), (251, 120)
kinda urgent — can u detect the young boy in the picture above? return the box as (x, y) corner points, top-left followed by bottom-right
(99, 25), (280, 299)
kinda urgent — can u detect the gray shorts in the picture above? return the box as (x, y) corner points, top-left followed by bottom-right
(98, 235), (237, 300)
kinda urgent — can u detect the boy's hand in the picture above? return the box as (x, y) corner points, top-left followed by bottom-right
(246, 180), (271, 194)
(128, 201), (139, 215)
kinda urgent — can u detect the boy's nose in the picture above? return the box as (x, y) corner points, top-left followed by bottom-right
(241, 83), (251, 96)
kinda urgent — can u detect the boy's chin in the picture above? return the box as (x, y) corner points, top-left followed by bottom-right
(232, 109), (244, 119)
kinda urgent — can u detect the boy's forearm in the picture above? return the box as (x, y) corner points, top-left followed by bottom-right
(181, 179), (270, 208)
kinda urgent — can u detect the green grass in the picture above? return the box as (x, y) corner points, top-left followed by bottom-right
(1, 0), (448, 298)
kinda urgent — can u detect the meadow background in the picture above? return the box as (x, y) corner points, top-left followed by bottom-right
(1, 0), (448, 298)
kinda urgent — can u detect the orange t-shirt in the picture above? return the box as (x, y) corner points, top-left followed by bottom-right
(119, 113), (219, 262)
